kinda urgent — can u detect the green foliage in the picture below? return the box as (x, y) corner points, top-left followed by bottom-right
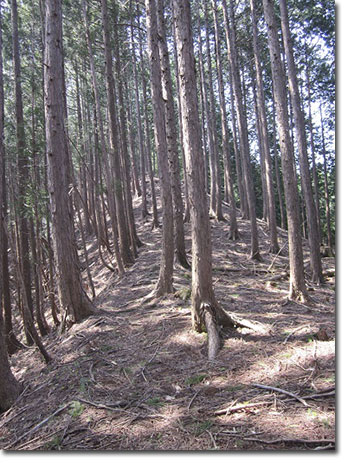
(194, 420), (213, 436)
(146, 397), (165, 407)
(69, 401), (84, 418)
(174, 287), (191, 301)
(185, 373), (207, 386)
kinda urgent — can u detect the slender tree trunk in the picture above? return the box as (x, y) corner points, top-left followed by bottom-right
(101, 0), (134, 268)
(279, 0), (323, 284)
(172, 10), (190, 222)
(112, 14), (142, 253)
(173, 0), (246, 360)
(44, 0), (94, 325)
(0, 4), (23, 354)
(130, 9), (149, 218)
(203, 1), (224, 222)
(146, 0), (174, 297)
(156, 0), (190, 269)
(74, 64), (93, 236)
(272, 99), (286, 230)
(197, 11), (217, 218)
(222, 0), (261, 260)
(138, 25), (160, 229)
(82, 0), (125, 275)
(0, 312), (21, 413)
(250, 0), (279, 253)
(227, 75), (247, 218)
(319, 105), (332, 250)
(11, 0), (35, 343)
(262, 0), (309, 301)
(212, 0), (239, 240)
(305, 58), (321, 237)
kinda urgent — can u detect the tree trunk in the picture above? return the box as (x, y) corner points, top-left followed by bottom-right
(212, 0), (239, 240)
(130, 9), (149, 218)
(250, 0), (279, 253)
(0, 312), (21, 413)
(320, 105), (332, 250)
(173, 0), (246, 360)
(44, 0), (94, 325)
(82, 0), (125, 275)
(172, 9), (191, 222)
(203, 1), (225, 222)
(197, 11), (217, 219)
(0, 3), (23, 354)
(262, 0), (309, 301)
(272, 99), (286, 230)
(222, 0), (261, 260)
(101, 0), (134, 269)
(305, 57), (321, 238)
(279, 0), (323, 284)
(11, 0), (35, 343)
(146, 0), (174, 297)
(138, 22), (160, 229)
(156, 0), (190, 269)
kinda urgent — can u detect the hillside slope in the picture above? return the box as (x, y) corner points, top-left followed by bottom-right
(0, 195), (335, 450)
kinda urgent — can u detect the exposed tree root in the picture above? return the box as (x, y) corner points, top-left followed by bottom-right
(200, 302), (221, 360)
(197, 300), (269, 360)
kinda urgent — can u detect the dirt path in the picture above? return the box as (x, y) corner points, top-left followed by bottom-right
(0, 198), (335, 451)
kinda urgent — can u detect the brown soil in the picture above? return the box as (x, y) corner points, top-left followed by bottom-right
(0, 194), (335, 451)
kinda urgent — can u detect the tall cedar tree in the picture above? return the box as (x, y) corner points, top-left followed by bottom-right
(279, 0), (323, 283)
(0, 1), (22, 412)
(44, 0), (94, 325)
(173, 0), (254, 359)
(262, 0), (309, 301)
(145, 0), (174, 297)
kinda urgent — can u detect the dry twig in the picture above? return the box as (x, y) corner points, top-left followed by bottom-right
(6, 404), (69, 449)
(252, 383), (309, 407)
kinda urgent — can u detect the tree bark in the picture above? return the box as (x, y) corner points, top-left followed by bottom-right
(212, 0), (239, 240)
(101, 0), (134, 268)
(0, 312), (21, 413)
(11, 0), (35, 344)
(279, 0), (323, 284)
(222, 0), (261, 260)
(262, 0), (309, 301)
(319, 105), (332, 250)
(0, 3), (23, 354)
(146, 0), (174, 297)
(130, 9), (149, 218)
(173, 0), (244, 360)
(82, 0), (125, 275)
(156, 0), (190, 269)
(44, 0), (94, 325)
(203, 1), (225, 222)
(250, 0), (279, 253)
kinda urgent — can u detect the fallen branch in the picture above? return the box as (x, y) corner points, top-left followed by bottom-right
(76, 397), (128, 413)
(284, 390), (335, 402)
(242, 437), (335, 446)
(283, 324), (310, 344)
(214, 401), (271, 416)
(187, 389), (203, 410)
(267, 241), (288, 272)
(252, 383), (309, 407)
(6, 404), (69, 449)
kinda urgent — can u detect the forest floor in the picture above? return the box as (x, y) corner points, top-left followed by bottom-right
(0, 186), (335, 451)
